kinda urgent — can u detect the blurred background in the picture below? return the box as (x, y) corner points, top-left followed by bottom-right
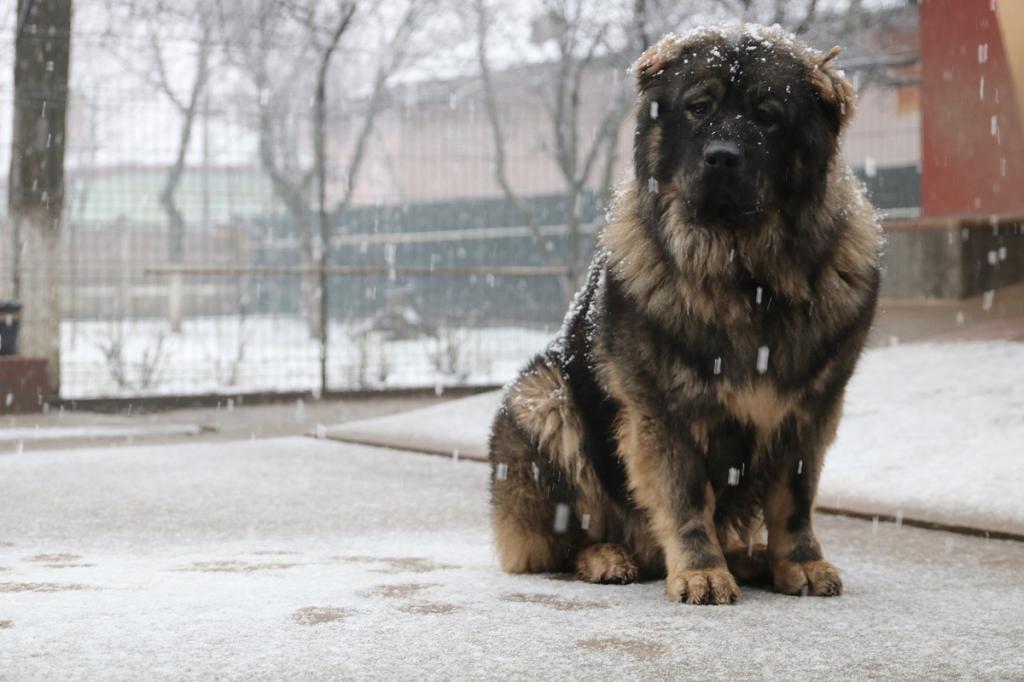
(0, 0), (1021, 407)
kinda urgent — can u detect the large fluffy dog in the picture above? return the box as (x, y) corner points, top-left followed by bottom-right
(488, 24), (881, 604)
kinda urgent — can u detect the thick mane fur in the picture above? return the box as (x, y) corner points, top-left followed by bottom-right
(602, 148), (882, 333)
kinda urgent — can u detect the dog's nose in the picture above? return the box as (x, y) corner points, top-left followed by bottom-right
(703, 140), (742, 169)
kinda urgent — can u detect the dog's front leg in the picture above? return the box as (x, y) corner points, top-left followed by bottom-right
(763, 408), (843, 597)
(617, 406), (738, 604)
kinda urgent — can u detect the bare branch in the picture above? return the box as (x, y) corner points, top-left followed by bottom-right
(597, 121), (621, 212)
(475, 0), (538, 235)
(314, 2), (358, 209)
(577, 93), (628, 190)
(159, 23), (212, 237)
(713, 0), (745, 15)
(633, 0), (651, 51)
(842, 0), (864, 36)
(148, 31), (187, 113)
(475, 0), (573, 298)
(566, 22), (608, 182)
(336, 0), (428, 213)
(771, 0), (787, 26)
(549, 42), (575, 180)
(794, 0), (820, 35)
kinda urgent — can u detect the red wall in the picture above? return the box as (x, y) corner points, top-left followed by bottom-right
(920, 0), (1024, 216)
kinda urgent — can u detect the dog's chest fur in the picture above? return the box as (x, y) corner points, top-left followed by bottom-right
(605, 269), (808, 447)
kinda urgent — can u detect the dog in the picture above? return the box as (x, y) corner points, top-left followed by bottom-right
(488, 24), (881, 604)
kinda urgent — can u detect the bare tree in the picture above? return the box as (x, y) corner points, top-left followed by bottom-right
(151, 12), (212, 333)
(472, 0), (887, 301)
(474, 0), (643, 297)
(221, 0), (429, 341)
(474, 0), (573, 300)
(100, 0), (217, 333)
(294, 0), (358, 393)
(712, 0), (871, 37)
(536, 1), (636, 289)
(222, 0), (317, 334)
(5, 0), (73, 394)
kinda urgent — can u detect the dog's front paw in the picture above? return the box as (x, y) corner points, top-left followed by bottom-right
(773, 559), (842, 596)
(575, 543), (639, 584)
(666, 568), (739, 605)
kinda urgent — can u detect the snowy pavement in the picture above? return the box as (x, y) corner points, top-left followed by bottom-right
(1, 437), (1023, 679)
(325, 341), (1024, 537)
(0, 393), (446, 454)
(820, 341), (1024, 536)
(323, 391), (500, 458)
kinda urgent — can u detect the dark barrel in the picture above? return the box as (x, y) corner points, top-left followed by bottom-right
(0, 301), (23, 356)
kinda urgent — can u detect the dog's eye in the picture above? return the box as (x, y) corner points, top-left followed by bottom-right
(687, 101), (710, 118)
(753, 105), (780, 127)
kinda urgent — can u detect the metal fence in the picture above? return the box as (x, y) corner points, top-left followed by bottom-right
(41, 191), (598, 399)
(0, 16), (922, 400)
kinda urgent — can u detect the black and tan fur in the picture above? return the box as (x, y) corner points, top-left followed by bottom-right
(489, 25), (882, 604)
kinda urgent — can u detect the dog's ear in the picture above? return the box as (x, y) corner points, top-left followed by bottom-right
(633, 40), (680, 93)
(810, 46), (855, 131)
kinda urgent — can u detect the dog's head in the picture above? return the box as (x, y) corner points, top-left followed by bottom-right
(632, 25), (854, 231)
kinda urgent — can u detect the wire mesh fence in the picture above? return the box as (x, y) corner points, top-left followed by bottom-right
(48, 191), (594, 398)
(0, 5), (922, 400)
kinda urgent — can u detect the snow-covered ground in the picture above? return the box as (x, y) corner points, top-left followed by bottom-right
(821, 340), (1024, 535)
(1, 438), (1021, 678)
(325, 340), (1024, 535)
(59, 316), (553, 398)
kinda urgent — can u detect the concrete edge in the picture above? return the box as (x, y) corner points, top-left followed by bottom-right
(55, 384), (503, 415)
(319, 432), (488, 462)
(312, 434), (1024, 545)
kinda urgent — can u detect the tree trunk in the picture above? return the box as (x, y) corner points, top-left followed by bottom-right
(161, 169), (186, 332)
(312, 6), (355, 395)
(566, 184), (582, 290)
(474, 0), (575, 303)
(263, 183), (318, 340)
(159, 34), (208, 333)
(288, 198), (319, 339)
(255, 96), (319, 339)
(6, 0), (73, 395)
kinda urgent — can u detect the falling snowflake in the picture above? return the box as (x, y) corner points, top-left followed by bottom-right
(756, 346), (770, 374)
(553, 503), (570, 533)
